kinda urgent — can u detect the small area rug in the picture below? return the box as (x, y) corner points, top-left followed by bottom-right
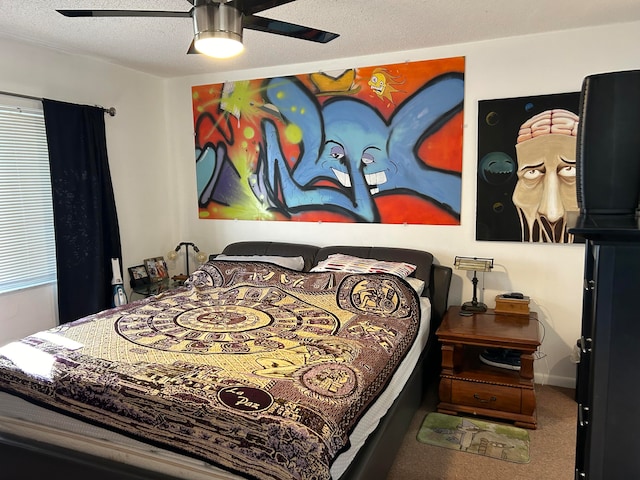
(417, 412), (530, 464)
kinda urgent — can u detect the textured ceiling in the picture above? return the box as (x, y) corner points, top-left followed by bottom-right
(1, 0), (640, 78)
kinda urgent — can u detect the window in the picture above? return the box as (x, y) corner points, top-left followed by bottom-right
(0, 104), (56, 293)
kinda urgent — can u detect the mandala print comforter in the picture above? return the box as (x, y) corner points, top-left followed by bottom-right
(0, 261), (421, 480)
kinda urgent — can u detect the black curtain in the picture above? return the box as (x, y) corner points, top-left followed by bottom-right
(42, 99), (122, 324)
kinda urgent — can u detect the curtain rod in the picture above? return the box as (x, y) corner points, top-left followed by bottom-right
(0, 90), (116, 117)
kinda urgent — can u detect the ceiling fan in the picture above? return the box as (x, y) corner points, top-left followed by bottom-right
(57, 0), (339, 58)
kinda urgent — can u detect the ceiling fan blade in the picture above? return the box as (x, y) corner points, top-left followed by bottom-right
(228, 0), (296, 16)
(243, 15), (339, 43)
(57, 10), (192, 18)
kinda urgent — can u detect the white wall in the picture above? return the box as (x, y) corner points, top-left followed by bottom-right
(2, 20), (639, 387)
(0, 37), (174, 343)
(165, 20), (640, 388)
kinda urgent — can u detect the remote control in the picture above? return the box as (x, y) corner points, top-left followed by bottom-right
(503, 292), (524, 299)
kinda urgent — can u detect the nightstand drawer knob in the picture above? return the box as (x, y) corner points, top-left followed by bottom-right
(473, 393), (497, 404)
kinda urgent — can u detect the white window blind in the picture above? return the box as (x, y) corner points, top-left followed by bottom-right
(0, 104), (57, 293)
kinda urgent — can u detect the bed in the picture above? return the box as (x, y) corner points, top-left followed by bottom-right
(0, 241), (451, 480)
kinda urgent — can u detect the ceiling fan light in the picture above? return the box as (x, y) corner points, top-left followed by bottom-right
(193, 3), (244, 59)
(195, 31), (244, 58)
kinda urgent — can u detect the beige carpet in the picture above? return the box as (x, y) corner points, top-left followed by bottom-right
(386, 383), (576, 480)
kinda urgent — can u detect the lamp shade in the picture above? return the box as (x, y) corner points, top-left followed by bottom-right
(194, 33), (244, 58)
(196, 251), (208, 264)
(454, 256), (494, 272)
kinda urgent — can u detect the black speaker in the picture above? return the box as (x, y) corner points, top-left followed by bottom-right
(576, 69), (640, 215)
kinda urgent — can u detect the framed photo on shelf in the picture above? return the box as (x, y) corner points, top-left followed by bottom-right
(128, 264), (149, 288)
(144, 257), (168, 283)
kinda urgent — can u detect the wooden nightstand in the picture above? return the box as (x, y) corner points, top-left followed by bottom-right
(436, 306), (540, 429)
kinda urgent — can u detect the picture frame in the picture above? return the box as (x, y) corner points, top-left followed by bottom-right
(144, 256), (168, 283)
(128, 264), (149, 288)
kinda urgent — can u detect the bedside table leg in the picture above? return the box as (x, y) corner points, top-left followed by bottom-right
(520, 352), (535, 382)
(441, 344), (454, 374)
(441, 343), (464, 375)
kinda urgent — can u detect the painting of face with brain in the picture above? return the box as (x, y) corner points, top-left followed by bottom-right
(476, 92), (584, 243)
(192, 56), (464, 224)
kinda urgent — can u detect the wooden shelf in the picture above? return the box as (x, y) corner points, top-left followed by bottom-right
(444, 345), (526, 387)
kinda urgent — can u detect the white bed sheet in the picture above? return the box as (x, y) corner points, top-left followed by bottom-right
(0, 298), (431, 480)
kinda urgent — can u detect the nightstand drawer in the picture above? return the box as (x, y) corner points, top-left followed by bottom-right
(451, 380), (521, 413)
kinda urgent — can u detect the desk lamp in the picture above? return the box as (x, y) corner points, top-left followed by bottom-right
(454, 256), (494, 314)
(167, 242), (208, 282)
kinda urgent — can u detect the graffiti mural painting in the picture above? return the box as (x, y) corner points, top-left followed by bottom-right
(192, 56), (465, 224)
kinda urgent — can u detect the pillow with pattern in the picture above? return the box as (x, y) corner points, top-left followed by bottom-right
(310, 254), (416, 278)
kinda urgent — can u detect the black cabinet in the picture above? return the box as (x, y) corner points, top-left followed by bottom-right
(569, 213), (640, 480)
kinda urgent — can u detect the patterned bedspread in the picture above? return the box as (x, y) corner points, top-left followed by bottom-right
(0, 261), (421, 480)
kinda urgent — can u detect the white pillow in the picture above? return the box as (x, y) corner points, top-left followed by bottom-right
(214, 254), (305, 271)
(310, 254), (416, 278)
(405, 277), (426, 295)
